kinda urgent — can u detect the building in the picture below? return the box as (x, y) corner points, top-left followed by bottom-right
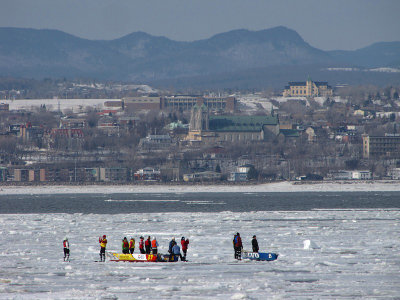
(363, 134), (400, 158)
(104, 100), (124, 110)
(351, 171), (372, 180)
(186, 104), (279, 143)
(0, 167), (8, 181)
(209, 115), (279, 142)
(13, 169), (29, 182)
(330, 170), (372, 180)
(228, 165), (253, 182)
(97, 121), (120, 135)
(331, 170), (352, 180)
(134, 167), (161, 181)
(139, 135), (174, 150)
(0, 103), (9, 111)
(60, 117), (86, 128)
(123, 96), (161, 112)
(161, 95), (236, 112)
(283, 77), (333, 97)
(160, 167), (180, 181)
(100, 167), (129, 182)
(118, 116), (140, 127)
(387, 168), (400, 180)
(123, 95), (236, 112)
(20, 124), (44, 142)
(183, 171), (221, 182)
(50, 128), (84, 139)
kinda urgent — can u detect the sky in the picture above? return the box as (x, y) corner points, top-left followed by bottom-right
(1, 0), (399, 51)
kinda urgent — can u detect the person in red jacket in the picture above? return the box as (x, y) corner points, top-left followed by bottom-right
(63, 237), (70, 261)
(233, 232), (243, 260)
(139, 236), (145, 254)
(122, 237), (129, 254)
(181, 237), (189, 261)
(145, 236), (151, 254)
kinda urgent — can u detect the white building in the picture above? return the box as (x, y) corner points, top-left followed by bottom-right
(331, 170), (371, 180)
(228, 165), (253, 182)
(351, 170), (372, 180)
(134, 167), (161, 180)
(387, 168), (400, 180)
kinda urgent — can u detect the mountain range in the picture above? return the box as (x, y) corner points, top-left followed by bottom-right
(0, 26), (399, 89)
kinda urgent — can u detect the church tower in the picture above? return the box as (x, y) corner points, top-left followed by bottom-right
(187, 103), (209, 141)
(189, 103), (209, 131)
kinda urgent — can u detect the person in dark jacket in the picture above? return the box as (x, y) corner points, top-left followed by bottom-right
(233, 233), (238, 259)
(145, 236), (151, 254)
(168, 237), (176, 261)
(234, 232), (243, 260)
(252, 235), (259, 253)
(168, 237), (175, 254)
(181, 237), (189, 261)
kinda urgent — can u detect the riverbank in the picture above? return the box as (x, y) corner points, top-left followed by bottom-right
(1, 180), (400, 194)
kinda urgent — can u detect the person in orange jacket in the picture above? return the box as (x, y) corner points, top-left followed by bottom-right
(99, 235), (107, 262)
(129, 237), (135, 254)
(151, 237), (159, 254)
(181, 237), (189, 261)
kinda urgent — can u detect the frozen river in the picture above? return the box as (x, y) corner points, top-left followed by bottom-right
(0, 188), (399, 299)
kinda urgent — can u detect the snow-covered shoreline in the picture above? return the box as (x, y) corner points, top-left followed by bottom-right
(1, 181), (400, 195)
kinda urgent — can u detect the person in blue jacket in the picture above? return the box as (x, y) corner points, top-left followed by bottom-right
(171, 241), (184, 261)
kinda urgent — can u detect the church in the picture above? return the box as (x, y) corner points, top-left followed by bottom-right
(186, 104), (279, 144)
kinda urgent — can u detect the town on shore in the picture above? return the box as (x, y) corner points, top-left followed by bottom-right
(1, 78), (400, 184)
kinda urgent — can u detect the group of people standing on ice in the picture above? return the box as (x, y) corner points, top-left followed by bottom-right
(64, 233), (258, 262)
(98, 235), (189, 261)
(233, 233), (259, 260)
(121, 237), (136, 254)
(168, 237), (189, 261)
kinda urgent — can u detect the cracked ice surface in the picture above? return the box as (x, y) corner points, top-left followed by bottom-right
(0, 209), (399, 299)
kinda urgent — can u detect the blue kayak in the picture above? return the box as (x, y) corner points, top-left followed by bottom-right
(242, 251), (278, 261)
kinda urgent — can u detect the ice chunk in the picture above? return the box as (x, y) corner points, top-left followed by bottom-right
(231, 293), (248, 299)
(303, 239), (320, 249)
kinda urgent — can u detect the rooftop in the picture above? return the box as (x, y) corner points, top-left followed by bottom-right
(209, 115), (278, 132)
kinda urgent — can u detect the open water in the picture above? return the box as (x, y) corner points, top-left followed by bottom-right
(1, 191), (399, 213)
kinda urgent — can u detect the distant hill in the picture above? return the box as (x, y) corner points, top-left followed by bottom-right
(329, 42), (400, 68)
(0, 26), (399, 88)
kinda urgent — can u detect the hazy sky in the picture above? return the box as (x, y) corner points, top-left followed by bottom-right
(1, 0), (399, 50)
